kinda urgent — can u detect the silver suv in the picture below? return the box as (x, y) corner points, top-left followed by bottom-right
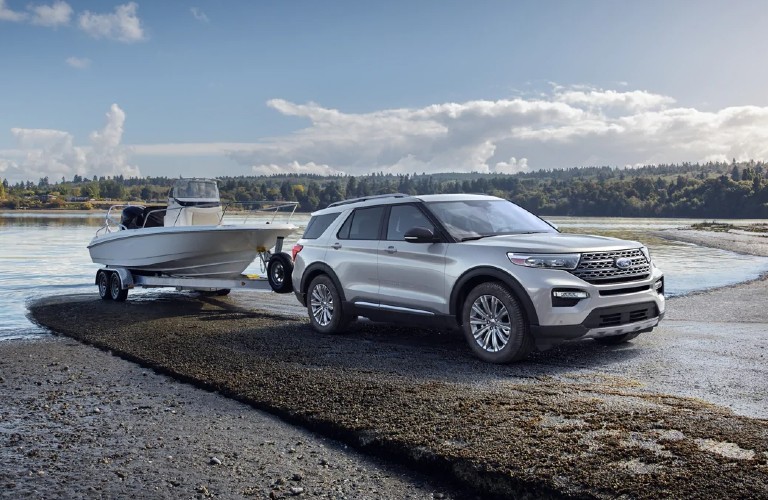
(290, 193), (665, 363)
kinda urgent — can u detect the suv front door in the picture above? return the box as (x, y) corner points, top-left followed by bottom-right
(376, 204), (449, 315)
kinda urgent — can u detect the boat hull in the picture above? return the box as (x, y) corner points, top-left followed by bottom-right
(88, 224), (297, 278)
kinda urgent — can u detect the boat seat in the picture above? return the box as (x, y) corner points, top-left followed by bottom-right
(142, 206), (166, 228)
(120, 206), (145, 230)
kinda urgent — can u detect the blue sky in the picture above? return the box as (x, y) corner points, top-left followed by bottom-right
(1, 1), (767, 184)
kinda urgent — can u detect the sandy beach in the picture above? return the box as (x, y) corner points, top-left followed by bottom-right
(3, 227), (768, 498)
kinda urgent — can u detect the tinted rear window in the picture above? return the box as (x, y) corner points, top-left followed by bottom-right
(337, 206), (385, 240)
(302, 213), (340, 239)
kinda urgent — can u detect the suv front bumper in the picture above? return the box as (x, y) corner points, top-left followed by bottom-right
(514, 266), (665, 348)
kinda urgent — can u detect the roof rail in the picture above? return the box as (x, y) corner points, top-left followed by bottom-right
(328, 193), (411, 208)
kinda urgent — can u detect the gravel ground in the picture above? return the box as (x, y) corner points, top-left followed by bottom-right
(0, 337), (464, 499)
(6, 228), (768, 498)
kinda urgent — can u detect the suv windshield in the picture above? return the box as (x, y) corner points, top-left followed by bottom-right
(427, 199), (556, 241)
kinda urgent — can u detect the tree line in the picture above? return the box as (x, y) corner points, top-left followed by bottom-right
(2, 160), (767, 218)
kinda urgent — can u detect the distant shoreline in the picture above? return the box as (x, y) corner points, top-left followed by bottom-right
(0, 208), (104, 214)
(654, 227), (768, 258)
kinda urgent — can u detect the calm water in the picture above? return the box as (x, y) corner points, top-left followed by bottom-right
(3, 212), (768, 341)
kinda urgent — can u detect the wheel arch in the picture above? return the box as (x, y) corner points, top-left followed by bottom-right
(449, 267), (539, 327)
(299, 262), (347, 305)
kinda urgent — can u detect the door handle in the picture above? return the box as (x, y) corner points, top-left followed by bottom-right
(332, 242), (342, 250)
(386, 246), (397, 254)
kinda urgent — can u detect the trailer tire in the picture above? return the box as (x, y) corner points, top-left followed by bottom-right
(215, 289), (231, 296)
(109, 272), (128, 302)
(267, 252), (293, 294)
(97, 271), (111, 300)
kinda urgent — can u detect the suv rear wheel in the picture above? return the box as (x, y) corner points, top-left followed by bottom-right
(307, 275), (352, 334)
(462, 282), (532, 363)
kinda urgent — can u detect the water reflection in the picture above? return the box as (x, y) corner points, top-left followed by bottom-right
(0, 211), (103, 228)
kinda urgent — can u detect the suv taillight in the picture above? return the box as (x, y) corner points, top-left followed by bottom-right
(291, 244), (303, 261)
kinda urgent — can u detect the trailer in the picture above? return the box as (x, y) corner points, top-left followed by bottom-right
(94, 238), (294, 302)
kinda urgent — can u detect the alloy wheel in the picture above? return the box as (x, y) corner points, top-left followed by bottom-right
(310, 283), (334, 327)
(469, 294), (511, 352)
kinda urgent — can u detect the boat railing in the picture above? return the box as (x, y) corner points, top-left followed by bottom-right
(95, 200), (300, 235)
(95, 204), (138, 236)
(221, 200), (299, 224)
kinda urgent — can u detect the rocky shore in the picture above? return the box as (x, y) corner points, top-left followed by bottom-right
(3, 228), (768, 498)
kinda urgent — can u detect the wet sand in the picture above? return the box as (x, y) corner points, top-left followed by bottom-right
(4, 228), (768, 498)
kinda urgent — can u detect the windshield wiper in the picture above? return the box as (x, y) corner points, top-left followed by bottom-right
(460, 235), (494, 241)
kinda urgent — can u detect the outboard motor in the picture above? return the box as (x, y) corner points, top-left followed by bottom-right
(121, 206), (145, 229)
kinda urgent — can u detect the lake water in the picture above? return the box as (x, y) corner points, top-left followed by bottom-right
(3, 212), (768, 341)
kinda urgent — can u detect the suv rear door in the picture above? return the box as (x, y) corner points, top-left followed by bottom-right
(325, 206), (385, 306)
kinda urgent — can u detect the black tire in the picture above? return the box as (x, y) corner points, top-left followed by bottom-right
(461, 282), (533, 363)
(267, 252), (294, 294)
(215, 289), (231, 296)
(594, 332), (642, 345)
(306, 275), (352, 334)
(97, 271), (111, 300)
(109, 272), (128, 302)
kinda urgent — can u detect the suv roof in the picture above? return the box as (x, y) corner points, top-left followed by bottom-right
(316, 193), (503, 215)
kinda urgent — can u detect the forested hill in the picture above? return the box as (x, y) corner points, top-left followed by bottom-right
(3, 160), (768, 218)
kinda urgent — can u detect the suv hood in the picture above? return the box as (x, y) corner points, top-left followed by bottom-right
(463, 232), (643, 253)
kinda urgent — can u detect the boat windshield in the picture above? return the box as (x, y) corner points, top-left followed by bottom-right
(172, 179), (220, 201)
(426, 199), (557, 241)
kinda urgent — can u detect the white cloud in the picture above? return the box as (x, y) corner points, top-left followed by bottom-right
(78, 2), (145, 42)
(4, 86), (768, 183)
(554, 88), (675, 113)
(65, 56), (90, 69)
(493, 157), (530, 174)
(88, 104), (140, 177)
(29, 0), (72, 27)
(2, 104), (139, 182)
(252, 161), (344, 177)
(190, 6), (208, 23)
(0, 0), (26, 21)
(223, 87), (768, 176)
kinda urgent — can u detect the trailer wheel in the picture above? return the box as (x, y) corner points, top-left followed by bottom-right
(267, 252), (294, 294)
(109, 272), (128, 302)
(215, 289), (231, 296)
(97, 271), (111, 300)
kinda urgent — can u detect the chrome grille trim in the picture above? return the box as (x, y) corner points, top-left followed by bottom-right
(570, 249), (650, 284)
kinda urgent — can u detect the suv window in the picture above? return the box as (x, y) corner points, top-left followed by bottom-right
(302, 213), (340, 239)
(386, 205), (434, 241)
(337, 206), (385, 240)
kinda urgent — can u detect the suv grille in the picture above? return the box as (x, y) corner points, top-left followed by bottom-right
(570, 249), (650, 284)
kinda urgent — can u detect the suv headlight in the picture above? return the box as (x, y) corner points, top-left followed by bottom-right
(640, 246), (651, 263)
(507, 253), (580, 270)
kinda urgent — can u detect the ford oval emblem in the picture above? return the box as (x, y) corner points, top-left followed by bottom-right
(615, 257), (632, 269)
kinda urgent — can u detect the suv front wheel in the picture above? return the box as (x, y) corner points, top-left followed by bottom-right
(307, 275), (353, 334)
(462, 282), (533, 363)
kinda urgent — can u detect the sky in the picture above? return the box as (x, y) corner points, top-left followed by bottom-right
(1, 0), (768, 184)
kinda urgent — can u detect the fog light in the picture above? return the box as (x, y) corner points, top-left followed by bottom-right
(553, 290), (589, 299)
(552, 289), (589, 307)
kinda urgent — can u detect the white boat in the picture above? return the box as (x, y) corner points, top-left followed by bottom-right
(87, 178), (299, 279)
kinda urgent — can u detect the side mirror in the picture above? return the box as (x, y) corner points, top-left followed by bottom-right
(404, 227), (437, 243)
